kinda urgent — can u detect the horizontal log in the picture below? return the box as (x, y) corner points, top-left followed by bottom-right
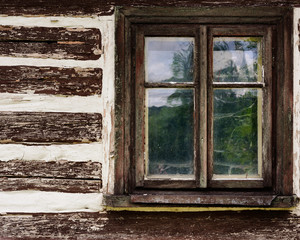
(0, 66), (102, 96)
(0, 0), (299, 16)
(0, 160), (101, 179)
(1, 211), (300, 239)
(0, 177), (101, 193)
(0, 26), (101, 60)
(0, 112), (102, 142)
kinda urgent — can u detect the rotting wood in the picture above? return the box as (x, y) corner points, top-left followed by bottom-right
(0, 177), (101, 193)
(130, 194), (276, 206)
(0, 112), (102, 142)
(0, 160), (101, 179)
(1, 211), (300, 239)
(0, 25), (101, 60)
(0, 66), (102, 96)
(0, 0), (300, 16)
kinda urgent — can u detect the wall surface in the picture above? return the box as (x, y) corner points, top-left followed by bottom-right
(294, 8), (300, 198)
(0, 2), (299, 214)
(0, 15), (115, 213)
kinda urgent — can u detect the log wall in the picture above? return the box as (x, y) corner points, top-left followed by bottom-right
(0, 14), (115, 213)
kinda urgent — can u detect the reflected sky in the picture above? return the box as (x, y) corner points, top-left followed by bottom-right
(213, 37), (262, 82)
(145, 37), (194, 82)
(147, 89), (178, 107)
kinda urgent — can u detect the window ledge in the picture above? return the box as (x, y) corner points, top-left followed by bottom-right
(104, 193), (299, 209)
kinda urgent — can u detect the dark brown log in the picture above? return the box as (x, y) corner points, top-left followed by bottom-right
(0, 26), (101, 60)
(1, 211), (300, 239)
(0, 177), (101, 193)
(0, 66), (102, 96)
(0, 112), (102, 142)
(0, 0), (299, 16)
(0, 160), (101, 179)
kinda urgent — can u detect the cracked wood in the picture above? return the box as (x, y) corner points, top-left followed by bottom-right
(0, 160), (101, 179)
(0, 66), (102, 96)
(0, 178), (101, 193)
(0, 0), (300, 16)
(0, 25), (101, 60)
(0, 160), (102, 193)
(0, 112), (102, 142)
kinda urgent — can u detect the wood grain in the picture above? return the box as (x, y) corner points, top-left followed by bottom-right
(1, 211), (300, 239)
(0, 25), (101, 60)
(0, 0), (299, 16)
(0, 177), (101, 193)
(0, 160), (101, 179)
(0, 66), (102, 96)
(0, 112), (102, 142)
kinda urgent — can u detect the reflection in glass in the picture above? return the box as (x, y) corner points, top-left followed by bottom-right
(146, 88), (194, 176)
(213, 89), (262, 176)
(145, 37), (194, 83)
(213, 37), (262, 82)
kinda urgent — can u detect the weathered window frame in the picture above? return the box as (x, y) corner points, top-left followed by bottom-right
(113, 7), (295, 207)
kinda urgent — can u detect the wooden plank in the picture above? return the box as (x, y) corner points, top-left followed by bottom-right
(0, 177), (101, 193)
(0, 112), (102, 142)
(2, 211), (300, 239)
(0, 1), (299, 16)
(130, 194), (276, 206)
(0, 26), (101, 60)
(0, 160), (101, 179)
(0, 66), (102, 96)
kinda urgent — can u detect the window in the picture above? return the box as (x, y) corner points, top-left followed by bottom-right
(113, 7), (295, 207)
(134, 25), (272, 190)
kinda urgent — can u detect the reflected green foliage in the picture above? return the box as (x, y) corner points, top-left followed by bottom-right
(213, 89), (258, 175)
(147, 38), (259, 176)
(171, 42), (194, 82)
(147, 40), (194, 175)
(148, 89), (194, 175)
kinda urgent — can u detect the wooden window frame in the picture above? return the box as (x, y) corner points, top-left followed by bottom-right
(113, 7), (295, 207)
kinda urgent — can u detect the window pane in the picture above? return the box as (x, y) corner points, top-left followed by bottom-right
(213, 89), (262, 177)
(146, 88), (194, 177)
(145, 37), (194, 83)
(213, 37), (262, 82)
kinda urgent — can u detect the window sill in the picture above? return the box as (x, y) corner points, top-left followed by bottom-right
(104, 192), (299, 209)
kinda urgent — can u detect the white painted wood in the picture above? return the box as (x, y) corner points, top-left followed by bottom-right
(293, 8), (300, 198)
(0, 143), (102, 162)
(0, 93), (102, 113)
(0, 15), (116, 210)
(0, 57), (102, 68)
(0, 191), (103, 213)
(0, 15), (113, 28)
(98, 16), (115, 195)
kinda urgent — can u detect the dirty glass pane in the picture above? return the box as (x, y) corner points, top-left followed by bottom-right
(213, 89), (262, 176)
(146, 88), (194, 177)
(213, 37), (262, 82)
(145, 37), (194, 83)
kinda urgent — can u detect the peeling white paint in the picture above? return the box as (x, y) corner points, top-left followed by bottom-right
(0, 57), (102, 68)
(98, 15), (115, 195)
(0, 191), (103, 213)
(0, 14), (115, 212)
(0, 143), (102, 162)
(294, 8), (300, 197)
(0, 15), (113, 28)
(0, 93), (102, 113)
